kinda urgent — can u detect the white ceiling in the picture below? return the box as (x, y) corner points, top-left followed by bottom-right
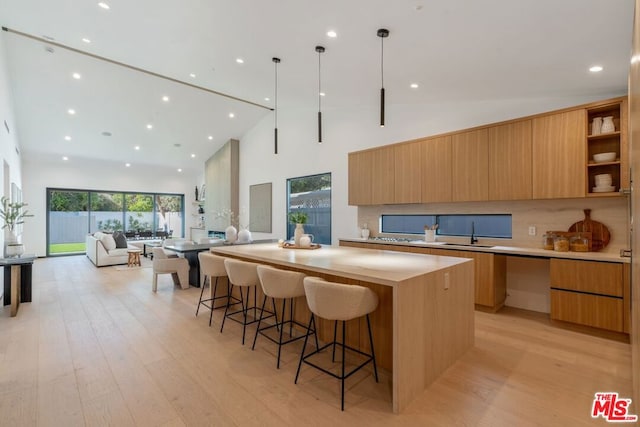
(0, 0), (634, 173)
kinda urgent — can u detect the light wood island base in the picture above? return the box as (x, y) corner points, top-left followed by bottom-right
(211, 243), (474, 413)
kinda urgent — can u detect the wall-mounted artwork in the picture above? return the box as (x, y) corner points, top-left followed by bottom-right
(249, 182), (272, 233)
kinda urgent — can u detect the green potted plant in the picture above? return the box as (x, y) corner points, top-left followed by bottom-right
(0, 196), (33, 257)
(288, 210), (308, 246)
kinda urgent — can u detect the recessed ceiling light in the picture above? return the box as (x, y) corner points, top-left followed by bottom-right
(134, 145), (140, 150)
(177, 168), (182, 172)
(125, 163), (131, 167)
(146, 124), (153, 129)
(82, 38), (91, 44)
(327, 30), (337, 38)
(191, 153), (196, 158)
(236, 58), (244, 64)
(62, 156), (69, 161)
(228, 113), (235, 118)
(410, 83), (419, 89)
(98, 2), (110, 10)
(64, 135), (71, 141)
(67, 108), (76, 115)
(319, 92), (326, 97)
(102, 131), (112, 137)
(162, 95), (170, 102)
(589, 65), (603, 72)
(72, 72), (81, 79)
(174, 143), (181, 147)
(189, 73), (196, 78)
(208, 135), (213, 140)
(264, 97), (270, 101)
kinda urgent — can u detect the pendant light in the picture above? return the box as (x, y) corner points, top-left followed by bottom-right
(315, 45), (325, 143)
(272, 57), (280, 154)
(377, 28), (389, 127)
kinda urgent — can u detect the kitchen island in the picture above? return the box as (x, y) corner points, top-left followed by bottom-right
(211, 242), (474, 413)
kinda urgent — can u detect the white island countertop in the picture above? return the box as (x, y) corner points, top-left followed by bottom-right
(210, 242), (470, 287)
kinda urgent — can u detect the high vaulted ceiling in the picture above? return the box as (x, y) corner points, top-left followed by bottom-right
(0, 0), (634, 173)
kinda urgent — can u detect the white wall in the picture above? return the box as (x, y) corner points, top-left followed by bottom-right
(238, 93), (627, 243)
(0, 33), (24, 248)
(21, 154), (198, 256)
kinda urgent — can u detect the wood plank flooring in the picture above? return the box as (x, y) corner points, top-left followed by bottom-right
(0, 255), (633, 426)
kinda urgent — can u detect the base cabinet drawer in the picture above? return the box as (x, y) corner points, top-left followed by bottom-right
(550, 289), (623, 332)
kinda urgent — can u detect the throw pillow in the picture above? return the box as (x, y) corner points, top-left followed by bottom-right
(113, 232), (128, 249)
(100, 233), (117, 251)
(94, 231), (105, 240)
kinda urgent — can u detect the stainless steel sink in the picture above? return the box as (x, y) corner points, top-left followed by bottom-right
(442, 243), (495, 248)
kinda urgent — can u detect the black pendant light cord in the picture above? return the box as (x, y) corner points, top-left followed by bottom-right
(377, 28), (389, 127)
(273, 57), (280, 154)
(316, 46), (325, 144)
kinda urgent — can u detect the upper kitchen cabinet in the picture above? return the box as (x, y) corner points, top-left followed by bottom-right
(348, 145), (395, 205)
(585, 97), (628, 197)
(532, 109), (586, 199)
(421, 136), (452, 203)
(348, 150), (372, 205)
(488, 120), (532, 200)
(452, 129), (489, 202)
(394, 141), (422, 203)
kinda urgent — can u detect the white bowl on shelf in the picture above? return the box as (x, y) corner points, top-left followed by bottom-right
(592, 185), (616, 193)
(593, 152), (617, 163)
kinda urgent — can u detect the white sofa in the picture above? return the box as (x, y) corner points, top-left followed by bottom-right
(86, 232), (136, 267)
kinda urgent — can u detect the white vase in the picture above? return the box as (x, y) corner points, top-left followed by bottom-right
(591, 117), (602, 135)
(4, 229), (19, 258)
(601, 116), (615, 133)
(237, 228), (252, 243)
(225, 225), (238, 243)
(294, 223), (305, 246)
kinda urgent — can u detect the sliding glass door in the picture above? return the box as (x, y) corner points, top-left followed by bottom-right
(48, 189), (89, 255)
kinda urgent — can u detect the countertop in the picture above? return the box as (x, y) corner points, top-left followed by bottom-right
(210, 242), (471, 287)
(338, 237), (630, 263)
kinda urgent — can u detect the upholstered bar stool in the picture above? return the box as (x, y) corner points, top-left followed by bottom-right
(252, 265), (319, 369)
(196, 252), (238, 326)
(295, 277), (379, 411)
(221, 258), (274, 345)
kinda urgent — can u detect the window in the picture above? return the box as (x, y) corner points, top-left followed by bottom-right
(46, 188), (184, 256)
(380, 214), (512, 239)
(286, 173), (331, 245)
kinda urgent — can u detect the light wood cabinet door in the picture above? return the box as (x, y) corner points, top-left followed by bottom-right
(452, 129), (489, 201)
(394, 142), (422, 204)
(488, 120), (532, 200)
(550, 259), (623, 296)
(348, 151), (372, 205)
(550, 290), (623, 332)
(421, 136), (452, 203)
(371, 146), (395, 204)
(532, 109), (586, 199)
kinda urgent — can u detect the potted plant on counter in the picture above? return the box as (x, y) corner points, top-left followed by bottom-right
(0, 196), (33, 257)
(288, 210), (308, 246)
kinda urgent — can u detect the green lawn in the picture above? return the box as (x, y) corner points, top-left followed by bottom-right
(49, 243), (86, 254)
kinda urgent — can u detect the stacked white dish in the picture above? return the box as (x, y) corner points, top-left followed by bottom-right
(593, 173), (615, 193)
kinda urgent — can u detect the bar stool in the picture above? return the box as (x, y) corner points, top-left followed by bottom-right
(295, 277), (379, 411)
(196, 252), (238, 326)
(221, 258), (275, 345)
(252, 265), (319, 369)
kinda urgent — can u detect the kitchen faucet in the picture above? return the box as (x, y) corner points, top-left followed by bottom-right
(470, 221), (478, 245)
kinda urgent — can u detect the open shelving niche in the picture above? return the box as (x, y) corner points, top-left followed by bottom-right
(585, 100), (626, 197)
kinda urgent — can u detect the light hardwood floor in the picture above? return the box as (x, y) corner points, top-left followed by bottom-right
(0, 255), (633, 426)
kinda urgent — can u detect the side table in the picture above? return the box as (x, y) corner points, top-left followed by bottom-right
(1, 254), (36, 317)
(127, 249), (143, 267)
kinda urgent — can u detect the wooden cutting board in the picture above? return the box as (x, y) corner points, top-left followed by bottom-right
(568, 209), (610, 251)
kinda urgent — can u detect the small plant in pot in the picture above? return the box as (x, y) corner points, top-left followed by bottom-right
(0, 196), (34, 257)
(288, 210), (308, 246)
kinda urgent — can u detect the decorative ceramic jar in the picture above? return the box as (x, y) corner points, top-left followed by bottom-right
(601, 116), (615, 133)
(237, 228), (252, 243)
(294, 223), (305, 246)
(591, 117), (602, 135)
(225, 225), (238, 243)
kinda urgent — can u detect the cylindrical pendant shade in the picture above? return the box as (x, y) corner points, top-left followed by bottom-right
(318, 111), (323, 143)
(380, 87), (385, 127)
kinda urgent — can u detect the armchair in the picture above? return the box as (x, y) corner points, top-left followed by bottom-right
(151, 247), (189, 291)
